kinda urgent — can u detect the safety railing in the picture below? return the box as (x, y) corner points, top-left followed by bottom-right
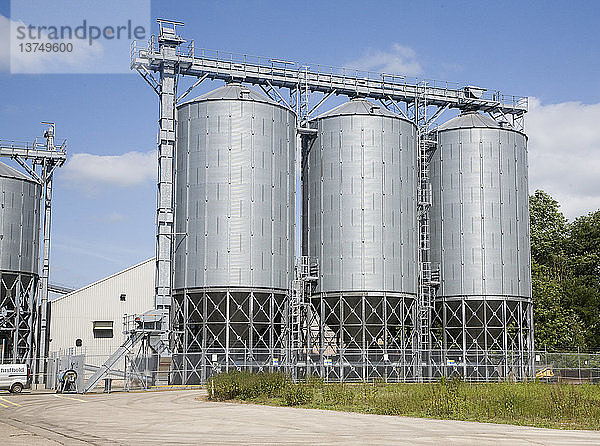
(130, 39), (528, 113)
(0, 138), (67, 153)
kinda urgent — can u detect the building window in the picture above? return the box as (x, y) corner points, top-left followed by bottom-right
(93, 321), (114, 339)
(120, 293), (126, 302)
(75, 338), (82, 347)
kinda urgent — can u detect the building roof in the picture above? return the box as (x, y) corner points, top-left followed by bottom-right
(313, 98), (402, 120)
(0, 161), (38, 183)
(52, 258), (155, 304)
(436, 111), (500, 131)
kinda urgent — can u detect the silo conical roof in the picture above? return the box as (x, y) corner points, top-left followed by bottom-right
(0, 161), (37, 183)
(181, 83), (280, 107)
(436, 111), (500, 131)
(313, 98), (404, 120)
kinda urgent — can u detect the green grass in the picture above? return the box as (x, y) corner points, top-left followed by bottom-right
(207, 371), (600, 430)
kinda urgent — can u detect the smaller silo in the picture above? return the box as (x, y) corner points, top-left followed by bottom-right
(0, 162), (42, 363)
(429, 111), (533, 380)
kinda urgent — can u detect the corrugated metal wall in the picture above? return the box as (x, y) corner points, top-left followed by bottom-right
(430, 121), (531, 299)
(49, 259), (154, 357)
(305, 99), (418, 295)
(0, 172), (41, 275)
(174, 86), (296, 291)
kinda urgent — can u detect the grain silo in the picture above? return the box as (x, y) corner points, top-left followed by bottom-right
(304, 98), (418, 381)
(429, 111), (533, 380)
(172, 83), (296, 383)
(0, 162), (42, 364)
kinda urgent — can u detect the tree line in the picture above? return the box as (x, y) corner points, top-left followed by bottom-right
(530, 191), (600, 351)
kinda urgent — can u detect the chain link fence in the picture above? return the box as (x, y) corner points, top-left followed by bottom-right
(32, 348), (600, 392)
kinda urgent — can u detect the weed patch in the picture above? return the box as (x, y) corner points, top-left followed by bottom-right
(207, 371), (600, 430)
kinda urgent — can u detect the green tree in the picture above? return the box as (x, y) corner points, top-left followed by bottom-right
(529, 191), (600, 351)
(563, 211), (600, 349)
(529, 190), (568, 269)
(566, 211), (600, 279)
(532, 264), (585, 350)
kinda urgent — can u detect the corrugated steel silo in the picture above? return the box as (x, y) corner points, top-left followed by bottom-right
(304, 98), (418, 380)
(429, 111), (533, 379)
(0, 161), (42, 363)
(173, 84), (295, 382)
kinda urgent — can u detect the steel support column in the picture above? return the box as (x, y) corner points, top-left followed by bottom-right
(37, 164), (52, 379)
(155, 59), (176, 311)
(201, 291), (208, 383)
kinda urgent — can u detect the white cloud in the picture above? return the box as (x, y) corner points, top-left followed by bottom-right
(527, 98), (600, 220)
(99, 212), (129, 224)
(63, 150), (156, 188)
(346, 43), (422, 76)
(0, 14), (104, 74)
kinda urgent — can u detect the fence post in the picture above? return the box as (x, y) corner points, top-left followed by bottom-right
(578, 347), (581, 383)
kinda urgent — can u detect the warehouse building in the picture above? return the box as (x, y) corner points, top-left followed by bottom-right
(49, 258), (154, 358)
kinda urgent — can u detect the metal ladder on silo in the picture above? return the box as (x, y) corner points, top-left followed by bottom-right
(290, 258), (310, 363)
(290, 278), (304, 365)
(417, 128), (435, 381)
(289, 257), (318, 378)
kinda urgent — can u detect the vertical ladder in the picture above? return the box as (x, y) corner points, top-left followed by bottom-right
(291, 67), (311, 123)
(289, 256), (318, 379)
(416, 84), (434, 381)
(299, 65), (310, 121)
(418, 138), (433, 378)
(290, 277), (304, 365)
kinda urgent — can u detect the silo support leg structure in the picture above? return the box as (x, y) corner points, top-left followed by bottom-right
(314, 292), (418, 383)
(171, 289), (288, 384)
(0, 272), (36, 364)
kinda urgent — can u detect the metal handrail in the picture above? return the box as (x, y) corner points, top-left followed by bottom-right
(130, 38), (528, 113)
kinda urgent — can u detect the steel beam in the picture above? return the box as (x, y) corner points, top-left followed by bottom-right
(47, 284), (75, 295)
(131, 42), (527, 116)
(176, 73), (209, 104)
(0, 145), (67, 164)
(37, 165), (52, 372)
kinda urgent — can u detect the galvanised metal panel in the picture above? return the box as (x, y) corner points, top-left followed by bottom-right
(0, 169), (41, 275)
(430, 115), (531, 300)
(174, 85), (295, 291)
(49, 258), (155, 359)
(306, 99), (417, 295)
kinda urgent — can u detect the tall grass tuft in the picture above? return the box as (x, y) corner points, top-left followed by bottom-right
(207, 370), (291, 401)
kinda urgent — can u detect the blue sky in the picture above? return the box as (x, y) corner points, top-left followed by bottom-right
(1, 0), (599, 289)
